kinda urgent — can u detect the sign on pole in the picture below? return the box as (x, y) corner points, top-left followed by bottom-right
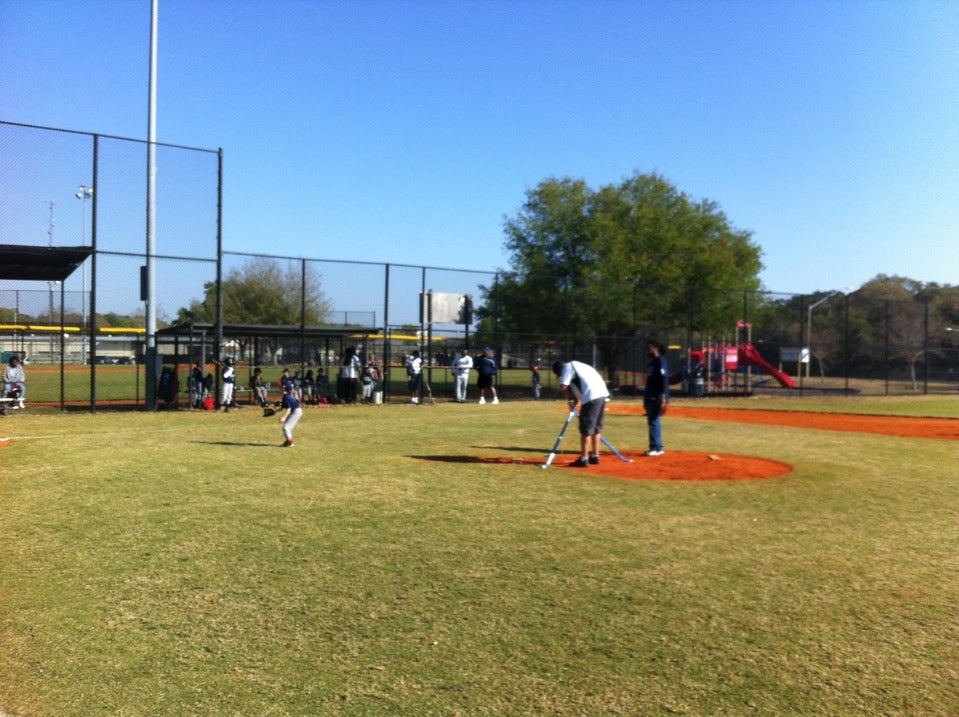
(420, 291), (472, 325)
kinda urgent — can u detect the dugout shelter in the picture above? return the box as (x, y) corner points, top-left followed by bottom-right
(156, 321), (387, 400)
(0, 244), (94, 410)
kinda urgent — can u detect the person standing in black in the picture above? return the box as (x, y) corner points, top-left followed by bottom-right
(475, 347), (499, 405)
(643, 340), (669, 456)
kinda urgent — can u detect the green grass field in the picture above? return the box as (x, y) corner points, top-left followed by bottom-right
(1, 397), (957, 716)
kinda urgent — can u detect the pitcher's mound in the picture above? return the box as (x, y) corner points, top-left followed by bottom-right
(424, 451), (792, 481)
(538, 451), (791, 481)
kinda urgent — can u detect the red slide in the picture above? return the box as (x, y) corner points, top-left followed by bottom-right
(737, 342), (796, 389)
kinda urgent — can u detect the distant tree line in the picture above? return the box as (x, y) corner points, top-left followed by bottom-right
(749, 276), (959, 387)
(471, 171), (958, 383)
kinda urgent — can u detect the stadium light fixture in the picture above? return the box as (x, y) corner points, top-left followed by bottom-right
(76, 185), (93, 351)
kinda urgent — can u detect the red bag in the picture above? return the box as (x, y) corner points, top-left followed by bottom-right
(202, 396), (215, 411)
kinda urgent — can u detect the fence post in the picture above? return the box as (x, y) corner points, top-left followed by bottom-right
(884, 300), (890, 396)
(90, 134), (99, 412)
(843, 292), (850, 395)
(923, 300), (929, 394)
(383, 263), (391, 402)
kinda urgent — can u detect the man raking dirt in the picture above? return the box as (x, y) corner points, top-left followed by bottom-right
(551, 359), (610, 467)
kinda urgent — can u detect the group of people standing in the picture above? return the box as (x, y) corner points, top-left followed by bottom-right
(407, 346), (500, 405)
(186, 346), (383, 414)
(339, 347), (383, 405)
(447, 346), (499, 404)
(53, 338), (669, 458)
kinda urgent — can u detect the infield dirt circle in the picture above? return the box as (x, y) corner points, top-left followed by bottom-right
(455, 404), (957, 482)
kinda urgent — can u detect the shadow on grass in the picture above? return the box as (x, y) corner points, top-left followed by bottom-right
(189, 440), (281, 448)
(470, 445), (551, 454)
(409, 454), (544, 465)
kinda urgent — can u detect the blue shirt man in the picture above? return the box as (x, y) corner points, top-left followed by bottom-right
(475, 347), (499, 404)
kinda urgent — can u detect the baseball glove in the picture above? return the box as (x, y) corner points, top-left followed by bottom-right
(262, 407), (277, 417)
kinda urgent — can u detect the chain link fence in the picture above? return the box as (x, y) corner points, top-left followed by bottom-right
(2, 121), (957, 408)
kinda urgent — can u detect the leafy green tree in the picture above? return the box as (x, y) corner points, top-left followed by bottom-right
(479, 172), (762, 373)
(0, 307), (23, 323)
(100, 312), (142, 329)
(177, 259), (331, 326)
(853, 275), (959, 386)
(176, 259), (332, 365)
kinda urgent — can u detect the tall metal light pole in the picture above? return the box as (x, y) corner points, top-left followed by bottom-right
(145, 0), (159, 409)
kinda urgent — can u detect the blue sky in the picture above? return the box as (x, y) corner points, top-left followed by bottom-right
(2, 0), (958, 306)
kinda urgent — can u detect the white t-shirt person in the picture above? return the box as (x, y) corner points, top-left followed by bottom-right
(556, 360), (609, 405)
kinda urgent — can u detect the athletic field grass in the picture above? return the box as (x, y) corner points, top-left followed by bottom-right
(1, 396), (957, 716)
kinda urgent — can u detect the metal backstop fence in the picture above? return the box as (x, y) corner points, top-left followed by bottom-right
(2, 120), (956, 409)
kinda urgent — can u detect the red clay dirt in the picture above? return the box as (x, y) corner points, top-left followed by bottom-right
(481, 451), (794, 482)
(483, 404), (956, 482)
(607, 404), (959, 441)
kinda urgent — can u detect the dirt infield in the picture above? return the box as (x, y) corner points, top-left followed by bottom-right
(440, 451), (795, 482)
(511, 404), (958, 482)
(607, 404), (959, 441)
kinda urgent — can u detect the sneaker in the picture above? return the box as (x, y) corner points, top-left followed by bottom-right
(491, 397), (499, 404)
(411, 397), (419, 404)
(644, 449), (664, 457)
(478, 397), (486, 404)
(569, 456), (589, 467)
(588, 454), (600, 465)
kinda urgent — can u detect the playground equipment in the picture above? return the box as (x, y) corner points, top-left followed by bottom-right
(675, 321), (795, 395)
(738, 342), (796, 389)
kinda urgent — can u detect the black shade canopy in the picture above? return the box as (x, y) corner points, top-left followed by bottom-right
(157, 323), (382, 340)
(0, 244), (92, 282)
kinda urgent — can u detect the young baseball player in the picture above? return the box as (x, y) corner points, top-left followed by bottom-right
(407, 350), (423, 404)
(279, 381), (302, 447)
(219, 357), (236, 412)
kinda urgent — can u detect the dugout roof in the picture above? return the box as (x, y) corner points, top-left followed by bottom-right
(157, 322), (383, 341)
(0, 244), (93, 282)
